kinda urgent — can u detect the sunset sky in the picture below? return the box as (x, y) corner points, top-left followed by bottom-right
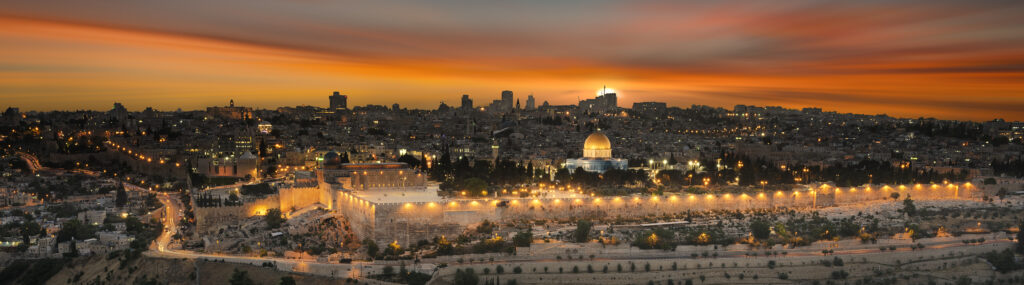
(1, 1), (1023, 121)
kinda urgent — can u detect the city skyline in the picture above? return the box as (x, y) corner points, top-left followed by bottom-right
(2, 1), (1024, 121)
(4, 2), (1024, 284)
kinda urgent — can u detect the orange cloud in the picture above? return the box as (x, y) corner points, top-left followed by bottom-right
(0, 1), (1023, 121)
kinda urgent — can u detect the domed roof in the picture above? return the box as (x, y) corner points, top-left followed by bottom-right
(323, 151), (341, 165)
(584, 132), (612, 150)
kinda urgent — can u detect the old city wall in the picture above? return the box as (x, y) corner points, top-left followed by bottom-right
(195, 183), (342, 234)
(278, 185), (327, 212)
(357, 184), (974, 243)
(194, 195), (279, 234)
(488, 184), (972, 222)
(372, 202), (452, 245)
(318, 183), (975, 246)
(335, 191), (376, 243)
(102, 151), (189, 180)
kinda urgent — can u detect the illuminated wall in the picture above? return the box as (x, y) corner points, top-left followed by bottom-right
(334, 191), (377, 242)
(196, 181), (976, 246)
(193, 194), (278, 235)
(194, 181), (333, 234)
(340, 183), (976, 245)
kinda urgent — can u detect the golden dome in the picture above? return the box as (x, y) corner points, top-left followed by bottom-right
(584, 132), (612, 150)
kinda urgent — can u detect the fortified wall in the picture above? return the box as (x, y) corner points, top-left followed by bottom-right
(194, 158), (980, 247)
(351, 183), (976, 245)
(193, 183), (332, 235)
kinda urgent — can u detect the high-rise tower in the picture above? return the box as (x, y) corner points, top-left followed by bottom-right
(329, 91), (348, 110)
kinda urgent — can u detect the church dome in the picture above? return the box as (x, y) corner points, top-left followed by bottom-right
(583, 132), (612, 159)
(584, 132), (612, 150)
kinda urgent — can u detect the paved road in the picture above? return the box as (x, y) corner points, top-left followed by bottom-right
(153, 192), (183, 252)
(119, 182), (183, 252)
(14, 151), (42, 172)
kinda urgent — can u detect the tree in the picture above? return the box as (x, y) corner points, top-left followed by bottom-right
(476, 220), (495, 234)
(512, 232), (532, 247)
(573, 220), (593, 243)
(115, 183), (128, 207)
(984, 249), (1021, 273)
(901, 197), (917, 216)
(279, 276), (296, 285)
(229, 269), (255, 285)
(365, 239), (379, 257)
(20, 221), (42, 244)
(65, 240), (80, 258)
(750, 220), (771, 240)
(453, 268), (479, 285)
(462, 177), (488, 193)
(384, 241), (403, 256)
(56, 219), (96, 243)
(264, 208), (286, 228)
